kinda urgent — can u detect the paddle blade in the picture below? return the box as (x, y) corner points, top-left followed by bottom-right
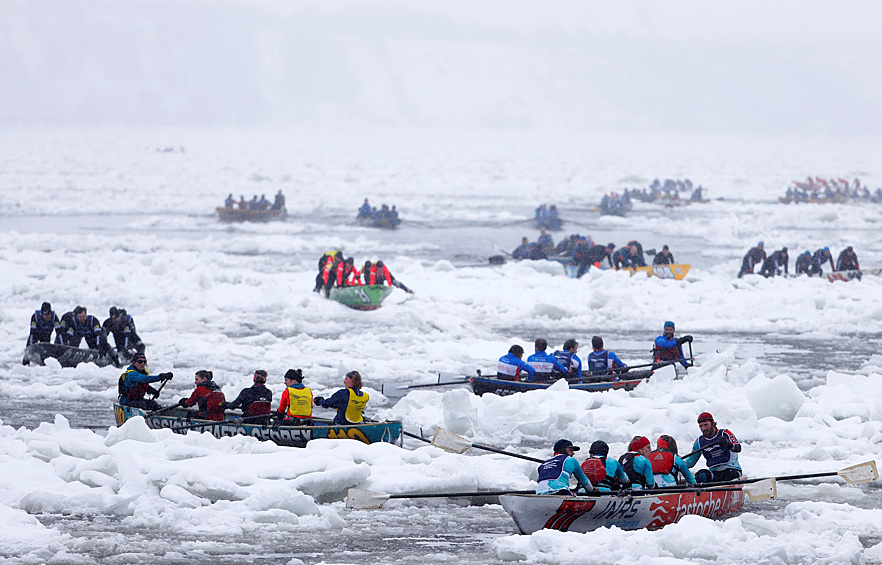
(381, 383), (409, 400)
(838, 461), (878, 484)
(346, 489), (391, 509)
(744, 478), (777, 501)
(432, 428), (472, 454)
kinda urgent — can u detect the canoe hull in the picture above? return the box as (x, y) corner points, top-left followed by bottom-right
(329, 285), (394, 310)
(113, 404), (402, 448)
(24, 342), (118, 368)
(469, 371), (650, 396)
(500, 489), (744, 534)
(562, 263), (690, 280)
(217, 207), (286, 223)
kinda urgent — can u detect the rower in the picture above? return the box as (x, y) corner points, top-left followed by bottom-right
(536, 439), (594, 495)
(684, 412), (742, 483)
(585, 336), (627, 376)
(314, 370), (369, 425)
(618, 436), (655, 489)
(497, 345), (536, 382)
(178, 370), (226, 421)
(649, 435), (696, 487)
(552, 339), (582, 375)
(225, 369), (273, 421)
(277, 369), (313, 425)
(580, 440), (629, 491)
(653, 321), (692, 369)
(526, 338), (569, 381)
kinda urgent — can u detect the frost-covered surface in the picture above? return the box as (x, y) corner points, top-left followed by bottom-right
(1, 127), (881, 563)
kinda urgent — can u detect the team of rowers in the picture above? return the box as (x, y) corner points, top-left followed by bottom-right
(117, 352), (370, 427)
(313, 251), (413, 296)
(537, 411), (742, 495)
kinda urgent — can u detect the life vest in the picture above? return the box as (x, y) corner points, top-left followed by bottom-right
(247, 400), (272, 417)
(649, 450), (676, 476)
(336, 262), (348, 286)
(496, 354), (523, 380)
(654, 343), (680, 362)
(586, 350), (611, 374)
(285, 386), (313, 418)
(552, 350), (574, 372)
(580, 457), (608, 487)
(344, 388), (369, 423)
(619, 452), (651, 488)
(322, 256), (337, 284)
(537, 454), (568, 483)
(205, 391), (226, 421)
(32, 310), (57, 334)
(368, 264), (392, 286)
(118, 369), (150, 401)
(349, 267), (363, 286)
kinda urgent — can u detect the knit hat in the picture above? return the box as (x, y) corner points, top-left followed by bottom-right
(629, 436), (650, 451)
(697, 412), (714, 423)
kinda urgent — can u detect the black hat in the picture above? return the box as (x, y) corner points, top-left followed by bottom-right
(41, 302), (52, 314)
(589, 440), (609, 456)
(109, 306), (119, 317)
(553, 439), (579, 453)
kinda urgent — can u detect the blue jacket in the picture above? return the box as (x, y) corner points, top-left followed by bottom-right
(497, 353), (536, 381)
(29, 310), (60, 344)
(654, 335), (688, 368)
(526, 351), (569, 377)
(317, 387), (368, 425)
(685, 429), (741, 472)
(119, 364), (163, 404)
(536, 454), (592, 494)
(552, 350), (581, 374)
(586, 349), (626, 375)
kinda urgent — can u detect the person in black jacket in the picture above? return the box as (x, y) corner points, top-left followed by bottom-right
(808, 247), (834, 275)
(103, 307), (145, 362)
(652, 245), (675, 265)
(836, 246), (859, 272)
(23, 302), (61, 365)
(225, 370), (273, 420)
(57, 306), (110, 354)
(737, 242), (766, 278)
(759, 247), (789, 277)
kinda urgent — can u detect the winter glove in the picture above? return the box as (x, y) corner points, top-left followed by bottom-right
(178, 398), (187, 407)
(159, 372), (173, 380)
(313, 396), (325, 406)
(682, 335), (693, 343)
(718, 435), (732, 450)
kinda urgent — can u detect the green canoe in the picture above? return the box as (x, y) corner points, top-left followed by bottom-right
(329, 284), (395, 310)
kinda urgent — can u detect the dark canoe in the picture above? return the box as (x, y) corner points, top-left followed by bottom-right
(113, 403), (403, 448)
(329, 285), (395, 310)
(469, 370), (652, 396)
(499, 488), (744, 534)
(356, 215), (400, 229)
(24, 342), (118, 368)
(532, 217), (564, 231)
(216, 207), (287, 223)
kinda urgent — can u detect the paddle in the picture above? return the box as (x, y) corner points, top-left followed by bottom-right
(681, 438), (721, 460)
(702, 460), (878, 488)
(169, 412), (278, 432)
(147, 376), (172, 399)
(381, 374), (470, 399)
(347, 488), (535, 509)
(431, 428), (544, 463)
(401, 429), (431, 444)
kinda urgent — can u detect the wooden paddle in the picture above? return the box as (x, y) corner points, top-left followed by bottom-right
(381, 373), (470, 399)
(431, 428), (544, 463)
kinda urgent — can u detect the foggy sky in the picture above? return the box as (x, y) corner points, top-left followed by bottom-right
(2, 0), (880, 134)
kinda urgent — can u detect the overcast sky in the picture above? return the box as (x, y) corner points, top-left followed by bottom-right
(2, 0), (880, 134)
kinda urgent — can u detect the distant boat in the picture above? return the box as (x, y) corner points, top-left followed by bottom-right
(217, 207), (287, 223)
(356, 214), (400, 229)
(328, 285), (395, 310)
(24, 342), (119, 368)
(558, 262), (691, 280)
(469, 370), (653, 396)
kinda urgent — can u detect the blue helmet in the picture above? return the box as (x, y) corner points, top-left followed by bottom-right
(664, 321), (675, 330)
(757, 241), (764, 247)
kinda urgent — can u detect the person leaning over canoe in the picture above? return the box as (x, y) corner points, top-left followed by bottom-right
(794, 250), (812, 275)
(619, 436), (655, 489)
(586, 336), (627, 377)
(685, 412), (742, 483)
(367, 260), (414, 294)
(836, 246), (859, 272)
(653, 321), (692, 369)
(178, 370), (226, 421)
(552, 339), (582, 376)
(649, 435), (696, 487)
(536, 439), (594, 495)
(23, 301), (61, 364)
(277, 369), (313, 425)
(314, 370), (369, 425)
(497, 344), (536, 382)
(652, 245), (675, 266)
(224, 369), (273, 420)
(118, 352), (172, 411)
(580, 440), (630, 491)
(527, 338), (570, 381)
(736, 241), (765, 278)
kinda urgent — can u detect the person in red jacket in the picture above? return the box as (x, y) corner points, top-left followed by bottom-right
(367, 260), (414, 294)
(178, 370), (226, 421)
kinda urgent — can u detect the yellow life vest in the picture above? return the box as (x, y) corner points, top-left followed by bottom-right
(344, 388), (369, 423)
(286, 386), (313, 418)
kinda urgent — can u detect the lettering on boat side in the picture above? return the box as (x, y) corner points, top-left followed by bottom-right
(545, 500), (596, 531)
(326, 428), (371, 443)
(114, 406), (126, 425)
(652, 266), (676, 278)
(355, 288), (371, 303)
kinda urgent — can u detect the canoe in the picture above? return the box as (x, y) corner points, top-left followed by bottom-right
(561, 263), (691, 280)
(469, 370), (653, 396)
(532, 218), (564, 231)
(357, 215), (400, 229)
(826, 268), (881, 282)
(499, 488), (744, 534)
(216, 207), (287, 223)
(24, 342), (119, 368)
(113, 403), (403, 448)
(329, 285), (395, 310)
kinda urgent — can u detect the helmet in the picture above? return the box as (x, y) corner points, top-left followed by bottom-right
(824, 246), (830, 252)
(376, 260), (384, 267)
(109, 306), (118, 317)
(132, 352), (147, 363)
(664, 321), (675, 330)
(757, 241), (764, 247)
(781, 247), (787, 253)
(553, 439), (579, 453)
(588, 440), (609, 456)
(41, 302), (52, 314)
(345, 257), (354, 264)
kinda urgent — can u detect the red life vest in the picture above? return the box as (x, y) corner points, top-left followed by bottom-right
(649, 450), (675, 475)
(205, 391), (226, 421)
(580, 457), (607, 485)
(368, 264), (392, 286)
(322, 256), (336, 284)
(247, 400), (271, 417)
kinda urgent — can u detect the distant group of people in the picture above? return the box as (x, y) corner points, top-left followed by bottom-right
(783, 177), (881, 203)
(223, 190), (286, 211)
(357, 199), (400, 228)
(118, 354), (370, 426)
(625, 178), (706, 204)
(599, 192), (633, 215)
(534, 204), (563, 230)
(23, 302), (144, 366)
(537, 411), (741, 495)
(737, 242), (861, 278)
(497, 322), (692, 383)
(313, 251), (413, 297)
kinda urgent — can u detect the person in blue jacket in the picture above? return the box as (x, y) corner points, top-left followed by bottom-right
(552, 339), (582, 375)
(653, 321), (692, 369)
(685, 412), (742, 483)
(808, 247), (835, 275)
(580, 440), (630, 491)
(23, 302), (61, 364)
(586, 336), (627, 376)
(536, 439), (594, 495)
(618, 436), (655, 489)
(737, 241), (766, 278)
(795, 250), (812, 274)
(117, 352), (173, 411)
(497, 344), (536, 382)
(314, 371), (369, 425)
(527, 338), (570, 381)
(649, 435), (696, 487)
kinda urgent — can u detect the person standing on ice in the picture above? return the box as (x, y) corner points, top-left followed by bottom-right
(103, 307), (144, 362)
(118, 352), (172, 411)
(527, 338), (570, 381)
(56, 306), (112, 356)
(653, 321), (692, 369)
(23, 302), (61, 364)
(585, 336), (627, 376)
(536, 439), (594, 495)
(808, 246), (835, 275)
(618, 436), (655, 489)
(794, 250), (812, 274)
(759, 246), (789, 277)
(497, 344), (536, 382)
(649, 435), (696, 487)
(652, 244), (676, 265)
(368, 260), (414, 294)
(685, 412), (742, 483)
(737, 241), (766, 278)
(314, 370), (369, 425)
(580, 440), (630, 492)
